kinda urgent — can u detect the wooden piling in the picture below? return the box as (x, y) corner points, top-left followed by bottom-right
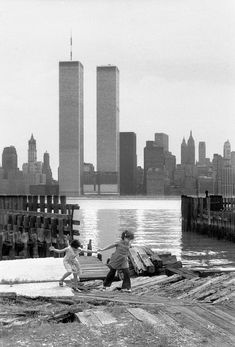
(181, 195), (235, 243)
(0, 194), (80, 260)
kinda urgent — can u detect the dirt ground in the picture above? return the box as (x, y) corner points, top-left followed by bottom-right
(0, 298), (204, 347)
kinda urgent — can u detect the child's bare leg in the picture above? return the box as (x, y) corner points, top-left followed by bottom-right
(73, 273), (80, 287)
(60, 271), (72, 283)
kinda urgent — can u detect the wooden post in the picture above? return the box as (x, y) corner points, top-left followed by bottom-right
(206, 196), (211, 226)
(22, 196), (28, 211)
(40, 196), (45, 212)
(53, 195), (59, 213)
(60, 196), (66, 214)
(47, 195), (52, 213)
(87, 239), (92, 256)
(0, 232), (3, 260)
(28, 195), (33, 211)
(44, 217), (51, 257)
(32, 195), (38, 211)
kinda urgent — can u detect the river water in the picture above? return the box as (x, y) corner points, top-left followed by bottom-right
(70, 198), (235, 271)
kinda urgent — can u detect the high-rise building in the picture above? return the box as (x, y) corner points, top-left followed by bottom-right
(2, 146), (17, 178)
(97, 65), (119, 193)
(42, 152), (53, 185)
(2, 146), (18, 179)
(198, 141), (206, 165)
(154, 133), (169, 152)
(231, 151), (235, 168)
(28, 134), (37, 172)
(59, 61), (84, 196)
(223, 140), (231, 161)
(212, 154), (223, 194)
(181, 138), (187, 165)
(120, 132), (137, 195)
(144, 141), (165, 195)
(181, 132), (195, 165)
(187, 131), (195, 165)
(22, 134), (43, 176)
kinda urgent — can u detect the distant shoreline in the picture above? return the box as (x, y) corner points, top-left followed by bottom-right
(67, 195), (181, 200)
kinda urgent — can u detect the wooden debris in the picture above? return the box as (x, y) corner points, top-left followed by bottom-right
(0, 292), (17, 299)
(76, 310), (102, 326)
(93, 310), (117, 324)
(165, 267), (197, 279)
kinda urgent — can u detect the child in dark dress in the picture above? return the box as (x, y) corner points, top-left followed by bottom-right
(97, 230), (134, 292)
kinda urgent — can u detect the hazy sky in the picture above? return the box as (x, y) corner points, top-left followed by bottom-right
(0, 0), (235, 178)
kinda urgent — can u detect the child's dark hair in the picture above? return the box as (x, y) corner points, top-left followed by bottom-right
(121, 230), (134, 240)
(70, 239), (81, 249)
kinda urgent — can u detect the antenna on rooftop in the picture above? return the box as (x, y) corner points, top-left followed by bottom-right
(70, 31), (73, 61)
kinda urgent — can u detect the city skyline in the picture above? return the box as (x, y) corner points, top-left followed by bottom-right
(0, 0), (235, 178)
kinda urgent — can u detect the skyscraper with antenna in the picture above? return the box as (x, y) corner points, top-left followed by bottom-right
(58, 36), (84, 196)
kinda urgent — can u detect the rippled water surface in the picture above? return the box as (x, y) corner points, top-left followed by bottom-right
(70, 198), (235, 270)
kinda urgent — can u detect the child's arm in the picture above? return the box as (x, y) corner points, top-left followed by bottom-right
(77, 247), (97, 255)
(97, 243), (117, 252)
(81, 249), (97, 254)
(49, 246), (69, 254)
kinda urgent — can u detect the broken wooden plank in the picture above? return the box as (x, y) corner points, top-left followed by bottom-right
(150, 253), (163, 268)
(164, 305), (233, 347)
(177, 274), (229, 299)
(76, 310), (102, 326)
(191, 305), (235, 341)
(93, 310), (117, 324)
(135, 247), (155, 273)
(127, 307), (167, 329)
(165, 267), (198, 279)
(128, 248), (146, 274)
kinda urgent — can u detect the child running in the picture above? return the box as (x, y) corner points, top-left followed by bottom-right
(49, 240), (96, 289)
(97, 230), (134, 292)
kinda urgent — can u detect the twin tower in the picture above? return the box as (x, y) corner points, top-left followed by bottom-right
(59, 61), (119, 196)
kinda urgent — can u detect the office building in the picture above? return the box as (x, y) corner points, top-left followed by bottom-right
(212, 154), (223, 195)
(181, 138), (187, 165)
(154, 133), (169, 152)
(181, 131), (195, 165)
(223, 140), (231, 161)
(42, 152), (53, 185)
(120, 132), (137, 195)
(97, 65), (119, 193)
(187, 131), (195, 165)
(2, 146), (18, 179)
(144, 141), (164, 194)
(198, 141), (206, 165)
(59, 61), (84, 196)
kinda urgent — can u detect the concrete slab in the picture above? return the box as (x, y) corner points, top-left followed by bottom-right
(0, 257), (65, 282)
(0, 282), (73, 297)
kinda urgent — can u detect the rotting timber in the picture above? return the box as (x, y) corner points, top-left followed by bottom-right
(0, 195), (80, 260)
(1, 245), (235, 345)
(1, 271), (234, 346)
(181, 194), (235, 242)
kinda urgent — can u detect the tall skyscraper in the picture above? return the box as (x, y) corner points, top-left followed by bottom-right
(59, 61), (84, 196)
(154, 133), (169, 152)
(28, 134), (37, 172)
(223, 140), (231, 161)
(2, 146), (18, 179)
(120, 132), (137, 195)
(42, 152), (53, 185)
(198, 141), (206, 165)
(97, 65), (119, 193)
(187, 131), (195, 165)
(144, 141), (165, 195)
(181, 138), (187, 164)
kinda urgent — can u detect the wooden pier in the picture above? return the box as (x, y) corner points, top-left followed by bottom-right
(0, 195), (80, 260)
(181, 194), (235, 242)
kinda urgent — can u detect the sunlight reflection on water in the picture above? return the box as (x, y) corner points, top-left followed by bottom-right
(70, 198), (235, 270)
